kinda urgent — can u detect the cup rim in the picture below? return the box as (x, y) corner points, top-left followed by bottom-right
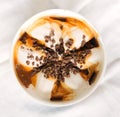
(10, 9), (106, 107)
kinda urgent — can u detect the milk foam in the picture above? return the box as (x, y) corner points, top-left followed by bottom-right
(16, 17), (103, 101)
(18, 46), (44, 67)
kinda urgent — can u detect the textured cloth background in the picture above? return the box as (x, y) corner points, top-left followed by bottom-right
(0, 0), (120, 117)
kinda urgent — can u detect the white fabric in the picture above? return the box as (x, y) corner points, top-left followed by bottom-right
(0, 0), (120, 116)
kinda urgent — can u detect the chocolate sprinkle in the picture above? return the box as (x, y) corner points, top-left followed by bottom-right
(26, 60), (30, 65)
(32, 61), (35, 66)
(50, 44), (54, 48)
(55, 42), (65, 55)
(27, 54), (34, 59)
(36, 64), (39, 67)
(65, 38), (74, 48)
(51, 39), (55, 43)
(50, 29), (55, 36)
(44, 35), (51, 42)
(35, 56), (39, 61)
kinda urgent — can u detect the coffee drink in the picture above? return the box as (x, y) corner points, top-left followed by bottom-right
(12, 10), (105, 104)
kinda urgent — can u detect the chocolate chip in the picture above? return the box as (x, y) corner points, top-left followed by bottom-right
(26, 60), (30, 65)
(44, 35), (51, 42)
(30, 48), (33, 52)
(66, 49), (70, 54)
(40, 56), (44, 60)
(51, 39), (55, 43)
(19, 32), (28, 44)
(55, 43), (65, 55)
(32, 40), (42, 49)
(55, 44), (60, 53)
(59, 38), (63, 43)
(50, 29), (54, 36)
(32, 61), (35, 66)
(36, 64), (39, 67)
(35, 56), (39, 61)
(43, 56), (47, 63)
(28, 54), (34, 59)
(45, 39), (48, 43)
(39, 56), (42, 61)
(50, 44), (54, 48)
(65, 38), (74, 48)
(40, 61), (42, 64)
(60, 25), (63, 30)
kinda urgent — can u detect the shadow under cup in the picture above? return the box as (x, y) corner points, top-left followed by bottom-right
(11, 9), (105, 107)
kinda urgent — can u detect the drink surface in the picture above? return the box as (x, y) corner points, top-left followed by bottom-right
(13, 16), (103, 102)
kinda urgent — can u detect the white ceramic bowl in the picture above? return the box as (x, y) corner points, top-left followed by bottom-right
(11, 9), (106, 107)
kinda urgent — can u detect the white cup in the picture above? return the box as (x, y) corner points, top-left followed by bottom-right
(11, 9), (106, 107)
